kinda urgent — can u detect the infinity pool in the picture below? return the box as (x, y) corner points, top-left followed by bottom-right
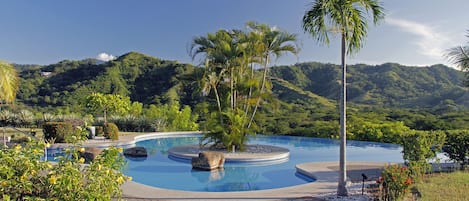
(123, 134), (403, 192)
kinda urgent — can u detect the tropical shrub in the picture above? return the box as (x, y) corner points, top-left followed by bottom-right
(16, 109), (34, 128)
(104, 122), (119, 140)
(0, 110), (15, 127)
(43, 122), (74, 143)
(348, 116), (410, 144)
(0, 138), (130, 200)
(401, 130), (446, 180)
(442, 129), (469, 170)
(95, 126), (104, 136)
(144, 102), (198, 131)
(109, 115), (153, 132)
(376, 164), (413, 201)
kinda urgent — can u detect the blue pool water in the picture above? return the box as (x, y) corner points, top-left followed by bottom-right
(122, 134), (403, 192)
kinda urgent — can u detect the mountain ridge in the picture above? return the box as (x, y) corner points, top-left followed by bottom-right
(14, 52), (468, 111)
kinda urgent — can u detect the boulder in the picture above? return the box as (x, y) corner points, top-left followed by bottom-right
(124, 146), (148, 157)
(80, 147), (102, 163)
(191, 151), (225, 170)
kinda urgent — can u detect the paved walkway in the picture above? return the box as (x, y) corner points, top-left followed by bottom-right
(82, 132), (391, 200)
(120, 161), (388, 201)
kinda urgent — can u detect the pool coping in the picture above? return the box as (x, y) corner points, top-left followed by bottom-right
(168, 144), (290, 163)
(82, 132), (393, 200)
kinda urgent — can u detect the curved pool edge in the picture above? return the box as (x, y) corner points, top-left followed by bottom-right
(168, 144), (290, 163)
(73, 131), (203, 149)
(121, 161), (393, 200)
(74, 132), (399, 199)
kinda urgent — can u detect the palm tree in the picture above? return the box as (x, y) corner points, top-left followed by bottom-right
(245, 21), (299, 128)
(0, 61), (19, 104)
(302, 0), (384, 196)
(447, 31), (469, 87)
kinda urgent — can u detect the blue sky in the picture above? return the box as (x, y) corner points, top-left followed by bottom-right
(1, 0), (468, 68)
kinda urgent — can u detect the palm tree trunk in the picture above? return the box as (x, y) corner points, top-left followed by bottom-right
(247, 55), (269, 128)
(213, 85), (224, 125)
(243, 62), (254, 115)
(230, 67), (234, 110)
(337, 34), (348, 196)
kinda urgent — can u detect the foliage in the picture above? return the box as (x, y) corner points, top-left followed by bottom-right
(376, 164), (413, 201)
(144, 101), (199, 131)
(103, 122), (119, 140)
(442, 130), (469, 170)
(0, 137), (130, 200)
(401, 130), (446, 180)
(95, 125), (104, 136)
(43, 122), (75, 143)
(85, 93), (131, 124)
(348, 115), (410, 143)
(190, 21), (298, 150)
(446, 30), (469, 87)
(108, 115), (153, 132)
(0, 61), (19, 104)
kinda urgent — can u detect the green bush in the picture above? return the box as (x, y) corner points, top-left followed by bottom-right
(95, 126), (104, 136)
(43, 122), (74, 143)
(376, 164), (413, 201)
(401, 130), (446, 180)
(104, 123), (119, 140)
(442, 130), (469, 170)
(0, 139), (130, 200)
(110, 115), (153, 132)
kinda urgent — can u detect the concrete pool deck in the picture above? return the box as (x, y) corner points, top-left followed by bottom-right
(83, 132), (391, 200)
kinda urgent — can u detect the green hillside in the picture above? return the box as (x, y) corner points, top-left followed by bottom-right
(270, 62), (468, 109)
(13, 52), (469, 136)
(17, 52), (203, 112)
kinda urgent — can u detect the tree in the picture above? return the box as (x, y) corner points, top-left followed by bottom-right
(447, 30), (469, 87)
(0, 61), (19, 104)
(190, 22), (298, 151)
(302, 0), (384, 196)
(85, 93), (131, 124)
(245, 21), (299, 128)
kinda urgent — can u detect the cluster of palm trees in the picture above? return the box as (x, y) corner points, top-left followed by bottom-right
(190, 21), (299, 151)
(190, 0), (387, 196)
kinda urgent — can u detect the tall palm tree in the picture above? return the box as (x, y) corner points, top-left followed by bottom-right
(447, 31), (469, 87)
(302, 0), (384, 196)
(245, 21), (299, 128)
(0, 61), (19, 104)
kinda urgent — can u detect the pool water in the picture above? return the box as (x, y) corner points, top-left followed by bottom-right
(123, 135), (403, 192)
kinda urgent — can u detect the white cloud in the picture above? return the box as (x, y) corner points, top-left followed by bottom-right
(386, 17), (456, 62)
(96, 52), (116, 61)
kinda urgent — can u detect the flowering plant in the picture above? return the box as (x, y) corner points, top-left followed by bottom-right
(376, 164), (413, 200)
(0, 133), (130, 200)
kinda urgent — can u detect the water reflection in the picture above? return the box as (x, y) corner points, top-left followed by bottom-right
(191, 168), (225, 182)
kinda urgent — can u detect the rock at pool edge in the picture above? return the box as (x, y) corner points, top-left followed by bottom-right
(192, 151), (225, 170)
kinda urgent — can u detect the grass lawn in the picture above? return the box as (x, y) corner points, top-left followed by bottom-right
(407, 171), (469, 201)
